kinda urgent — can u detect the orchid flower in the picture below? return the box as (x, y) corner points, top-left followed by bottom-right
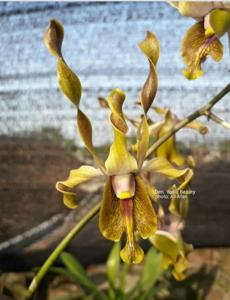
(149, 106), (208, 167)
(44, 19), (193, 264)
(150, 228), (193, 281)
(170, 1), (230, 79)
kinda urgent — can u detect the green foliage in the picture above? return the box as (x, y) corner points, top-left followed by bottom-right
(60, 253), (108, 300)
(49, 245), (164, 300)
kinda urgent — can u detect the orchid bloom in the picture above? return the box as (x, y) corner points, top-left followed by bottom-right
(149, 106), (208, 167)
(170, 1), (230, 79)
(44, 19), (193, 264)
(150, 229), (193, 281)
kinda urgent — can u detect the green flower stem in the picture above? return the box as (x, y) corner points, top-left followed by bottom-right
(146, 82), (230, 158)
(26, 202), (101, 300)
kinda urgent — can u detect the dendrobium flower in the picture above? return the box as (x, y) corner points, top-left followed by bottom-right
(150, 229), (193, 281)
(149, 106), (208, 167)
(170, 1), (230, 79)
(44, 19), (193, 264)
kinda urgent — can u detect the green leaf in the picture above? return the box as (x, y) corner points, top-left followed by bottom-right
(107, 242), (121, 284)
(61, 252), (108, 300)
(127, 248), (163, 299)
(106, 242), (121, 299)
(140, 248), (163, 291)
(49, 266), (82, 283)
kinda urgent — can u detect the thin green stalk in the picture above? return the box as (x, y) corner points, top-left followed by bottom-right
(26, 202), (101, 300)
(146, 82), (230, 158)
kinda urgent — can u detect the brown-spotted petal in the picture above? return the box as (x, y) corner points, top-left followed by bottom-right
(56, 165), (103, 208)
(120, 198), (144, 264)
(133, 176), (158, 239)
(99, 179), (124, 241)
(139, 31), (160, 114)
(181, 21), (223, 80)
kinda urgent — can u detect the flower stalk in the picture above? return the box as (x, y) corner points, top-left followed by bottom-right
(26, 202), (101, 300)
(146, 82), (230, 158)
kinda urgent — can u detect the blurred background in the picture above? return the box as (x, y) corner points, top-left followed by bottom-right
(0, 1), (230, 299)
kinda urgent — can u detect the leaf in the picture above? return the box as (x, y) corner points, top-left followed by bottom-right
(60, 252), (105, 299)
(140, 248), (163, 291)
(107, 242), (121, 299)
(49, 266), (81, 283)
(107, 242), (121, 284)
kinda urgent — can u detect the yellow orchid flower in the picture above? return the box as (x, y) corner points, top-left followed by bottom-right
(150, 230), (193, 281)
(150, 106), (208, 167)
(44, 19), (193, 264)
(170, 1), (230, 79)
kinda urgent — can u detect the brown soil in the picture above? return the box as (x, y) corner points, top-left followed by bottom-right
(0, 137), (83, 242)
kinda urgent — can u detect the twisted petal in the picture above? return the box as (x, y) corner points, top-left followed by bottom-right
(136, 31), (160, 168)
(77, 109), (106, 172)
(142, 157), (193, 190)
(105, 89), (138, 175)
(44, 19), (64, 58)
(181, 22), (223, 80)
(44, 20), (105, 172)
(57, 58), (82, 107)
(139, 31), (159, 114)
(44, 19), (81, 107)
(99, 180), (123, 241)
(133, 176), (157, 239)
(56, 166), (103, 208)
